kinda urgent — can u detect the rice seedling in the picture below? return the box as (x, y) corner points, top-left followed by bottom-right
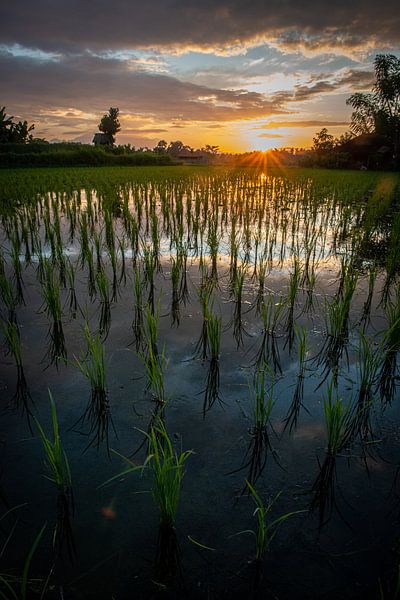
(170, 256), (182, 327)
(78, 212), (90, 269)
(381, 212), (400, 306)
(141, 342), (168, 409)
(0, 256), (17, 323)
(118, 236), (127, 285)
(253, 295), (285, 374)
(360, 263), (378, 328)
(177, 243), (189, 305)
(228, 225), (239, 296)
(378, 288), (400, 404)
(311, 381), (353, 529)
(229, 264), (248, 349)
(316, 265), (358, 386)
(303, 269), (317, 314)
(40, 260), (67, 367)
(254, 259), (267, 316)
(107, 244), (119, 302)
(131, 265), (145, 351)
(96, 268), (112, 339)
(283, 326), (310, 433)
(73, 322), (115, 452)
(139, 304), (168, 415)
(350, 332), (381, 440)
(0, 523), (47, 600)
(101, 419), (191, 588)
(143, 244), (157, 313)
(238, 481), (304, 588)
(65, 257), (78, 318)
(143, 301), (160, 360)
(2, 320), (32, 423)
(35, 391), (75, 561)
(148, 421), (191, 588)
(229, 368), (278, 486)
(203, 309), (222, 416)
(9, 231), (25, 306)
(146, 420), (192, 529)
(193, 279), (212, 361)
(284, 257), (301, 352)
(207, 219), (220, 285)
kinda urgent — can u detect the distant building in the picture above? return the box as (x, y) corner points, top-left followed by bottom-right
(92, 133), (113, 146)
(176, 150), (210, 165)
(342, 133), (392, 169)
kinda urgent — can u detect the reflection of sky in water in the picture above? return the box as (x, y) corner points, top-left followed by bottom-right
(3, 174), (377, 280)
(1, 170), (399, 598)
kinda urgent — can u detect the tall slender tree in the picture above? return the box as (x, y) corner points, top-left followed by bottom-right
(346, 54), (400, 163)
(98, 107), (121, 145)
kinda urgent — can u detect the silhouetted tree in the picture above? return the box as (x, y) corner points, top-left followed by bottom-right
(0, 107), (14, 143)
(312, 128), (335, 153)
(98, 107), (121, 145)
(0, 107), (37, 143)
(202, 144), (220, 155)
(10, 120), (35, 143)
(347, 54), (400, 162)
(154, 140), (168, 154)
(167, 141), (189, 156)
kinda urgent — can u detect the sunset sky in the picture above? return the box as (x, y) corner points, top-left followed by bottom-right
(1, 1), (399, 152)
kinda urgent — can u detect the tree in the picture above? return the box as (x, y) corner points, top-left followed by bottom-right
(154, 139), (167, 154)
(167, 140), (188, 156)
(312, 128), (335, 153)
(0, 107), (14, 143)
(10, 120), (35, 143)
(98, 107), (121, 145)
(347, 54), (400, 163)
(202, 144), (219, 155)
(0, 107), (38, 144)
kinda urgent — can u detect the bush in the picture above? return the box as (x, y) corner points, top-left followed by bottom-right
(0, 144), (175, 167)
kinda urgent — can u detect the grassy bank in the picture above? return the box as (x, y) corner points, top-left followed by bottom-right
(0, 143), (175, 168)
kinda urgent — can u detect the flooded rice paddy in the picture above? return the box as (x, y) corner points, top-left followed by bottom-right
(1, 165), (400, 599)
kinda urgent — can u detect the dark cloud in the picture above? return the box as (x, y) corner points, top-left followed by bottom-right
(0, 52), (289, 123)
(0, 1), (399, 54)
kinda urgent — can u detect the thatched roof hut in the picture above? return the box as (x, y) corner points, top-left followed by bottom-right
(92, 133), (113, 146)
(342, 133), (392, 168)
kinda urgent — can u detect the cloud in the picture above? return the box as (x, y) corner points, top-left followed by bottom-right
(258, 133), (284, 138)
(0, 51), (290, 127)
(261, 120), (349, 128)
(1, 1), (399, 56)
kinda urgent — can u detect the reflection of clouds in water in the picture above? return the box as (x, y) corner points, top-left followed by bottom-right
(291, 422), (325, 441)
(358, 456), (390, 474)
(100, 506), (117, 520)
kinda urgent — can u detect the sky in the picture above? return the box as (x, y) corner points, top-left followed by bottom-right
(1, 1), (400, 152)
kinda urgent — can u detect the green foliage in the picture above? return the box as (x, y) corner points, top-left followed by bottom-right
(35, 391), (71, 492)
(347, 54), (400, 163)
(0, 107), (37, 144)
(0, 143), (174, 168)
(324, 382), (352, 455)
(244, 481), (303, 562)
(146, 420), (192, 528)
(0, 524), (47, 600)
(98, 107), (121, 145)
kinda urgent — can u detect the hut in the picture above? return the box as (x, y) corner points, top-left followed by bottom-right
(342, 133), (392, 169)
(92, 133), (113, 147)
(176, 150), (210, 165)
